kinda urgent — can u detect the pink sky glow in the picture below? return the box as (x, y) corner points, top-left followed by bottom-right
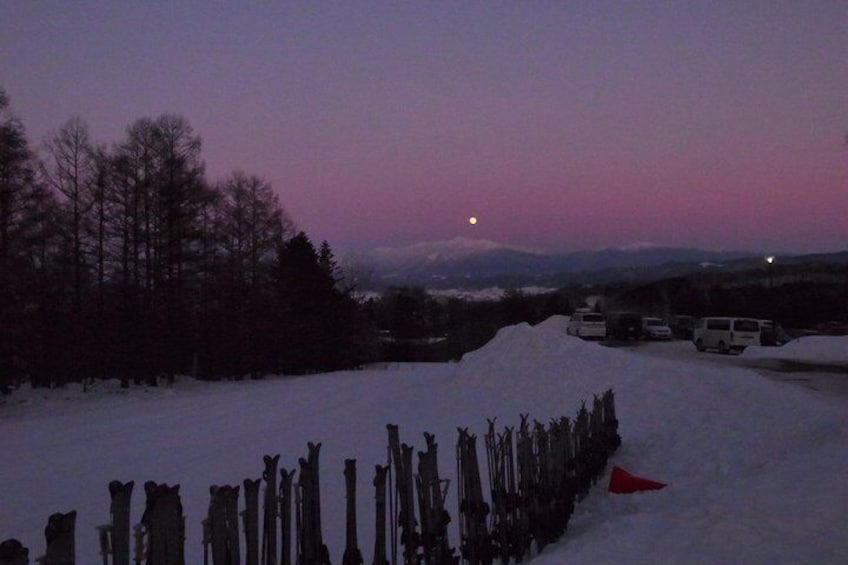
(2, 1), (846, 254)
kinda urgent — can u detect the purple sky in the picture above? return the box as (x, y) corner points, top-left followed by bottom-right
(3, 1), (847, 254)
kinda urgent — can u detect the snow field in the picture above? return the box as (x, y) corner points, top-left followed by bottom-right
(1, 315), (847, 563)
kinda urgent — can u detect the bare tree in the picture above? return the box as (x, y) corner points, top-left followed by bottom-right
(218, 171), (293, 287)
(197, 171), (294, 378)
(41, 116), (97, 302)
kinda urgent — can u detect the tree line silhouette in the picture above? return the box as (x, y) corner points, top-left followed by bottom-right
(0, 87), (575, 390)
(0, 88), (374, 391)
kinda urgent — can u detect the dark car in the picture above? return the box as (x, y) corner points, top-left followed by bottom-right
(605, 312), (643, 340)
(759, 320), (782, 346)
(669, 315), (695, 340)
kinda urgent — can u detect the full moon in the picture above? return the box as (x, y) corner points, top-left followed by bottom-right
(468, 216), (478, 225)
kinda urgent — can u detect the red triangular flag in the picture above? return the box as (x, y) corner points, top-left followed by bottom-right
(608, 465), (667, 494)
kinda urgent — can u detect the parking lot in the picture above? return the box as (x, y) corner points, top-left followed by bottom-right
(604, 338), (848, 398)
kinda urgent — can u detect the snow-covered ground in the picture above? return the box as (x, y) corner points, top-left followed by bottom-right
(741, 335), (848, 364)
(1, 316), (847, 563)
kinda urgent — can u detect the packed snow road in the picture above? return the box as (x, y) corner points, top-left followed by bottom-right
(610, 338), (848, 397)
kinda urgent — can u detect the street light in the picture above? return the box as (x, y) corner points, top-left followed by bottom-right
(765, 255), (775, 288)
(763, 255), (778, 344)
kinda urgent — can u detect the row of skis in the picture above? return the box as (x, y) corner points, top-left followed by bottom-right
(0, 390), (621, 565)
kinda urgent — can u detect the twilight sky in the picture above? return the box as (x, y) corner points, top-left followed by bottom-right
(2, 1), (847, 254)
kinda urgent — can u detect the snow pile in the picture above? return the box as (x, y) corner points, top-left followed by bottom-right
(2, 318), (847, 563)
(453, 317), (626, 417)
(454, 321), (848, 562)
(742, 335), (848, 363)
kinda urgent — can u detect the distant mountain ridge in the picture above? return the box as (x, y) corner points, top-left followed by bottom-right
(346, 237), (765, 290)
(367, 236), (544, 267)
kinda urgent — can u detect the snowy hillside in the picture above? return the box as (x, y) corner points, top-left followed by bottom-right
(1, 318), (847, 563)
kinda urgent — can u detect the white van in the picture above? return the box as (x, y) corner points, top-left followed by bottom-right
(567, 311), (607, 340)
(693, 317), (760, 354)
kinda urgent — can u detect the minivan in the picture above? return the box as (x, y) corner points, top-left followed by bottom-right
(567, 311), (607, 340)
(693, 317), (761, 354)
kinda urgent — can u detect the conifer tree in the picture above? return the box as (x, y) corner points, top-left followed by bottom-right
(0, 88), (60, 389)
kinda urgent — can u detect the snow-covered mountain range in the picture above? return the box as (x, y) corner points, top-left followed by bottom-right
(368, 236), (544, 265)
(345, 237), (756, 290)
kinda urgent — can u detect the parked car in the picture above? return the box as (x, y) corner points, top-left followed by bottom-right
(693, 317), (761, 354)
(567, 311), (607, 340)
(758, 319), (789, 346)
(642, 317), (672, 340)
(669, 315), (695, 340)
(605, 312), (643, 341)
